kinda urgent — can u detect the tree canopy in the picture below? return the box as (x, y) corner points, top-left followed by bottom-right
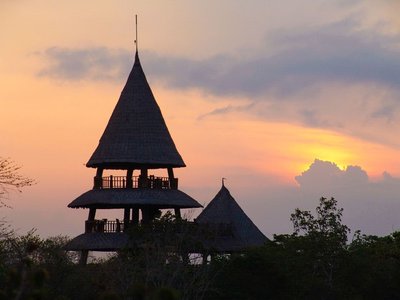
(2, 193), (400, 299)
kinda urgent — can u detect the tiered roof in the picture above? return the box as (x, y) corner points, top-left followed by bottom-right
(66, 22), (269, 255)
(87, 52), (185, 169)
(65, 232), (128, 251)
(68, 188), (201, 209)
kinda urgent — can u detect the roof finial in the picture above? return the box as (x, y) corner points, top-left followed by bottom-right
(135, 14), (138, 53)
(222, 177), (226, 186)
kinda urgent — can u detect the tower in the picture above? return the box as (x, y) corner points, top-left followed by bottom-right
(65, 32), (202, 263)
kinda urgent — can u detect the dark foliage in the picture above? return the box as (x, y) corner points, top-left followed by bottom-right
(3, 198), (400, 299)
(208, 197), (400, 300)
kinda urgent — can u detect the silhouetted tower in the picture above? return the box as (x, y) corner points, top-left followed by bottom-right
(65, 22), (201, 263)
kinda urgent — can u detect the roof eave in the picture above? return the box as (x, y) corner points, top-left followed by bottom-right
(86, 161), (186, 169)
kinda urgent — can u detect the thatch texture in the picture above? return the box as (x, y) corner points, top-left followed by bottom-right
(64, 233), (128, 251)
(195, 185), (268, 252)
(87, 51), (185, 169)
(68, 188), (202, 209)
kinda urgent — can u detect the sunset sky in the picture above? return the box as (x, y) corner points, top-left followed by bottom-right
(2, 0), (400, 238)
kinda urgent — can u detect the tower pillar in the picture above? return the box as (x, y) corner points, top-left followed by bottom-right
(126, 169), (133, 188)
(132, 208), (139, 225)
(80, 250), (89, 265)
(174, 208), (181, 220)
(94, 168), (104, 189)
(123, 208), (130, 231)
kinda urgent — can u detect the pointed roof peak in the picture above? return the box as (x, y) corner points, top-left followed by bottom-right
(86, 27), (185, 169)
(134, 50), (140, 66)
(217, 183), (230, 199)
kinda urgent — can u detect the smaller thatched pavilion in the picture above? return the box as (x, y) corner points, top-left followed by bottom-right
(195, 183), (269, 253)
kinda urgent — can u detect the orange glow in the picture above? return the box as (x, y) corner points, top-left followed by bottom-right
(149, 87), (400, 188)
(2, 66), (400, 193)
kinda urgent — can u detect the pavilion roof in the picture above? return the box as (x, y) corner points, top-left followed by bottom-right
(64, 233), (128, 251)
(87, 51), (185, 169)
(195, 184), (268, 251)
(68, 188), (202, 209)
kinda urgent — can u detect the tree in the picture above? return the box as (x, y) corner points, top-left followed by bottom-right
(0, 231), (76, 300)
(0, 158), (35, 241)
(291, 197), (350, 247)
(102, 212), (215, 300)
(343, 231), (400, 299)
(209, 198), (352, 299)
(0, 157), (34, 208)
(290, 197), (350, 298)
(208, 246), (287, 300)
(0, 158), (37, 299)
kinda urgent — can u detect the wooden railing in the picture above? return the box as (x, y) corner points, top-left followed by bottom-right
(85, 219), (234, 237)
(85, 219), (125, 233)
(93, 175), (178, 190)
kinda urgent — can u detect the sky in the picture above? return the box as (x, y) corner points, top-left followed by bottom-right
(2, 0), (400, 238)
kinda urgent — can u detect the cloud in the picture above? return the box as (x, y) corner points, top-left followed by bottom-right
(295, 159), (369, 192)
(197, 102), (256, 120)
(36, 17), (400, 146)
(221, 159), (400, 237)
(37, 17), (400, 94)
(144, 18), (400, 98)
(292, 159), (400, 235)
(37, 47), (131, 81)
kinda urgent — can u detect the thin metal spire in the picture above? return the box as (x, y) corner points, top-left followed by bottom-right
(135, 14), (138, 52)
(222, 177), (226, 186)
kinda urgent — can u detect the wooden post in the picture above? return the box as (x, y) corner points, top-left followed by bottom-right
(139, 168), (148, 188)
(141, 208), (149, 224)
(123, 208), (130, 231)
(168, 167), (178, 189)
(167, 167), (174, 180)
(174, 208), (181, 220)
(86, 208), (96, 233)
(80, 250), (89, 265)
(88, 208), (96, 221)
(94, 168), (104, 189)
(126, 169), (133, 188)
(131, 208), (139, 225)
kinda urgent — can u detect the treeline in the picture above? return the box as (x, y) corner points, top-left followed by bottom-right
(1, 198), (400, 300)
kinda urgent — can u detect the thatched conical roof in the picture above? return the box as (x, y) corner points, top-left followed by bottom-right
(195, 184), (268, 252)
(87, 51), (185, 169)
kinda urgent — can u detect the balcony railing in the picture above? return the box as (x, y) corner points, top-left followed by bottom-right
(85, 219), (125, 233)
(93, 175), (178, 190)
(85, 219), (234, 236)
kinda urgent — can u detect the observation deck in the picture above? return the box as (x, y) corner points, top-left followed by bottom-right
(93, 175), (178, 190)
(84, 218), (234, 235)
